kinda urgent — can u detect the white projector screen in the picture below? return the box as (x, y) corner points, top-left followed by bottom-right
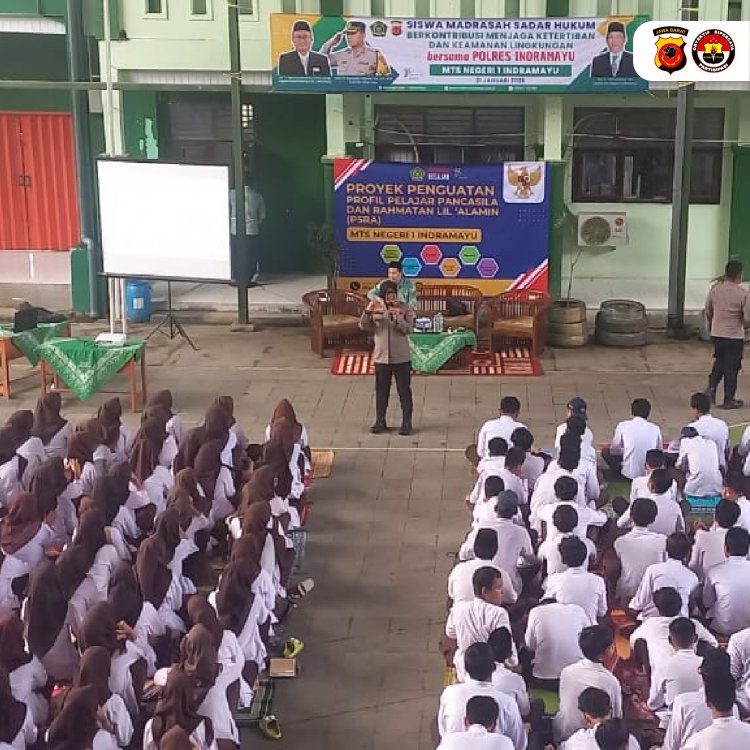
(97, 160), (232, 281)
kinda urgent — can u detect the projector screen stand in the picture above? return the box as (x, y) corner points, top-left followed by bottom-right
(146, 281), (197, 350)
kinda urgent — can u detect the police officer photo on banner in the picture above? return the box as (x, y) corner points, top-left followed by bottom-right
(320, 20), (391, 77)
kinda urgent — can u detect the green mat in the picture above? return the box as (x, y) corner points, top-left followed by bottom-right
(529, 686), (560, 714)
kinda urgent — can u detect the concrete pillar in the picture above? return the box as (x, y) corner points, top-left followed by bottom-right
(476, 0), (507, 15)
(343, 0), (370, 13)
(519, 0), (545, 16)
(543, 96), (564, 161)
(326, 94), (347, 157)
(432, 0), (461, 13)
(569, 0), (596, 14)
(102, 66), (125, 156)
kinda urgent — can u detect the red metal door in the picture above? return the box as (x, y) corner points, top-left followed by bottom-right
(0, 114), (29, 249)
(0, 112), (80, 251)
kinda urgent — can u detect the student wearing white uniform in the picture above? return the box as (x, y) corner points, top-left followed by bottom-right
(511, 427), (545, 494)
(703, 526), (750, 635)
(689, 499), (740, 584)
(530, 447), (589, 526)
(629, 449), (677, 505)
(469, 439), (508, 510)
(677, 427), (723, 499)
(630, 587), (717, 680)
(469, 474), (505, 524)
(476, 397), (526, 460)
(618, 469), (684, 537)
(538, 505), (597, 578)
(0, 663), (36, 750)
(613, 498), (667, 602)
(437, 643), (526, 750)
(603, 398), (663, 480)
(488, 628), (530, 718)
(630, 532), (699, 619)
(689, 391), (729, 470)
(554, 397), (594, 453)
(459, 492), (534, 597)
(524, 600), (589, 685)
(496, 448), (528, 507)
(560, 690), (638, 750)
(436, 694), (515, 750)
(683, 673), (750, 749)
(727, 626), (750, 703)
(554, 626), (622, 742)
(534, 477), (607, 543)
(445, 567), (518, 682)
(145, 389), (184, 447)
(0, 436), (46, 505)
(194, 439), (235, 525)
(543, 538), (607, 626)
(31, 392), (72, 460)
(721, 474), (750, 534)
(448, 528), (518, 606)
(647, 618), (703, 723)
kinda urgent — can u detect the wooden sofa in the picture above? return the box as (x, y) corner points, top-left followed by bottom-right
(414, 283), (484, 333)
(485, 289), (551, 356)
(302, 289), (369, 356)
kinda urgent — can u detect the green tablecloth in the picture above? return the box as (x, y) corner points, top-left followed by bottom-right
(0, 320), (69, 367)
(409, 330), (477, 374)
(37, 337), (146, 402)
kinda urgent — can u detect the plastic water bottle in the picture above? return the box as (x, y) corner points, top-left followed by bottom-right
(433, 312), (444, 333)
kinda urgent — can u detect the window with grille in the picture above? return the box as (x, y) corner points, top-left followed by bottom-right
(374, 105), (525, 164)
(571, 107), (724, 204)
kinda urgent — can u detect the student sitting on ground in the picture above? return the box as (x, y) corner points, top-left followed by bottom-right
(554, 625), (622, 743)
(445, 567), (517, 682)
(560, 424), (599, 506)
(448, 527), (518, 607)
(467, 439), (507, 510)
(470, 475), (505, 526)
(612, 498), (667, 603)
(533, 476), (606, 546)
(488, 627), (530, 719)
(629, 532), (699, 620)
(437, 643), (526, 750)
(511, 427), (546, 494)
(690, 499), (741, 584)
(538, 504), (597, 578)
(603, 398), (663, 480)
(559, 688), (639, 750)
(702, 526), (750, 636)
(476, 397), (526, 461)
(436, 694), (515, 750)
(498, 447), (529, 508)
(677, 426), (723, 513)
(543, 537), (608, 626)
(647, 617), (703, 725)
(531, 444), (588, 526)
(629, 449), (677, 504)
(618, 470), (685, 537)
(630, 587), (717, 685)
(721, 474), (750, 533)
(554, 397), (593, 454)
(688, 391), (729, 472)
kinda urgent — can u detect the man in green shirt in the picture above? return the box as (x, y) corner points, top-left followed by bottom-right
(367, 261), (417, 310)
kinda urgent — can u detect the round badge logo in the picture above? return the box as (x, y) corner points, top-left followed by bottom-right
(692, 29), (736, 73)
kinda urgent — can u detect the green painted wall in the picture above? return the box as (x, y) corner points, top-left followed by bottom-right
(729, 147), (750, 268)
(0, 0), (65, 15)
(0, 32), (68, 80)
(249, 93), (327, 274)
(122, 91), (159, 158)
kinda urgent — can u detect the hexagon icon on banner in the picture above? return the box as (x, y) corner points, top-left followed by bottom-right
(477, 258), (499, 278)
(458, 245), (480, 266)
(420, 244), (442, 265)
(401, 257), (422, 277)
(439, 258), (461, 278)
(380, 244), (403, 263)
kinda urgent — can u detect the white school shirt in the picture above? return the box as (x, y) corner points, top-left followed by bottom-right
(445, 599), (518, 664)
(529, 467), (587, 526)
(662, 688), (713, 750)
(209, 466), (236, 524)
(536, 501), (606, 541)
(554, 658), (623, 742)
(143, 718), (218, 750)
(448, 559), (518, 606)
(112, 505), (139, 544)
(648, 648), (703, 715)
(630, 558), (699, 619)
(690, 413), (729, 470)
(678, 435), (723, 497)
(684, 716), (750, 749)
(689, 526), (731, 583)
(739, 424), (750, 458)
(10, 656), (48, 726)
(555, 423), (595, 452)
(220, 430), (238, 468)
(437, 725), (514, 750)
(629, 615), (717, 677)
(468, 458), (506, 507)
(569, 460), (599, 507)
(561, 727), (639, 750)
(743, 451), (750, 478)
(103, 692), (134, 748)
(542, 566), (607, 625)
(646, 493), (686, 536)
(42, 421), (73, 459)
(438, 679), (526, 750)
(477, 416), (527, 459)
(524, 603), (588, 680)
(703, 556), (750, 635)
(492, 663), (530, 718)
(166, 414), (184, 446)
(613, 527), (667, 600)
(459, 519), (533, 595)
(728, 626), (750, 688)
(610, 417), (663, 479)
(522, 453), (546, 492)
(538, 532), (596, 577)
(158, 434), (178, 469)
(734, 496), (750, 534)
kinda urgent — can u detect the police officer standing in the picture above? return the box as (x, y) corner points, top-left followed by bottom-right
(320, 21), (390, 76)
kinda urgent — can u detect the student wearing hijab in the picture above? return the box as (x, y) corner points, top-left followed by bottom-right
(31, 393), (72, 459)
(30, 457), (75, 547)
(0, 609), (48, 726)
(228, 466), (280, 541)
(174, 404), (230, 474)
(0, 410), (34, 466)
(0, 492), (54, 609)
(230, 534), (276, 614)
(94, 468), (140, 551)
(266, 417), (305, 501)
(144, 667), (216, 750)
(131, 416), (174, 482)
(0, 662), (36, 749)
(66, 428), (101, 498)
(195, 439), (235, 526)
(72, 646), (133, 748)
(240, 500), (292, 596)
(46, 684), (100, 750)
(265, 398), (309, 450)
(0, 425), (47, 507)
(158, 726), (194, 750)
(96, 398), (132, 463)
(26, 560), (79, 682)
(146, 389), (183, 446)
(173, 468), (210, 516)
(215, 394), (247, 460)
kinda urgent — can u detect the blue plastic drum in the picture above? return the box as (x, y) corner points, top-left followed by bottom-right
(125, 280), (152, 323)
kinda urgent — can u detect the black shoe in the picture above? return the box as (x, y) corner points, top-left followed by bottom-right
(721, 399), (744, 410)
(706, 386), (717, 405)
(398, 423), (412, 436)
(370, 422), (387, 434)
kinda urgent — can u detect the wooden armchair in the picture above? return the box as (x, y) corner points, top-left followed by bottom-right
(302, 289), (369, 356)
(414, 283), (484, 333)
(485, 289), (551, 357)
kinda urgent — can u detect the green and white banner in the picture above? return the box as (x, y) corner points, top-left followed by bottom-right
(271, 14), (649, 92)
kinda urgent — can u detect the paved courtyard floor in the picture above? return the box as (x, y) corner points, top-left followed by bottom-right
(0, 322), (746, 749)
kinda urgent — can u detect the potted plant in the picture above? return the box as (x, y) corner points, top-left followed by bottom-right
(307, 223), (340, 294)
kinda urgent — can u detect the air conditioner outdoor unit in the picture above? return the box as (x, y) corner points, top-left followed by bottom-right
(577, 212), (628, 247)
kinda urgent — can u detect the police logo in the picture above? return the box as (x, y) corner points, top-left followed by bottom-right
(692, 29), (736, 73)
(652, 26), (688, 74)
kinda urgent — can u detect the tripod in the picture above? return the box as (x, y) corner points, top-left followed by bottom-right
(146, 280), (197, 350)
